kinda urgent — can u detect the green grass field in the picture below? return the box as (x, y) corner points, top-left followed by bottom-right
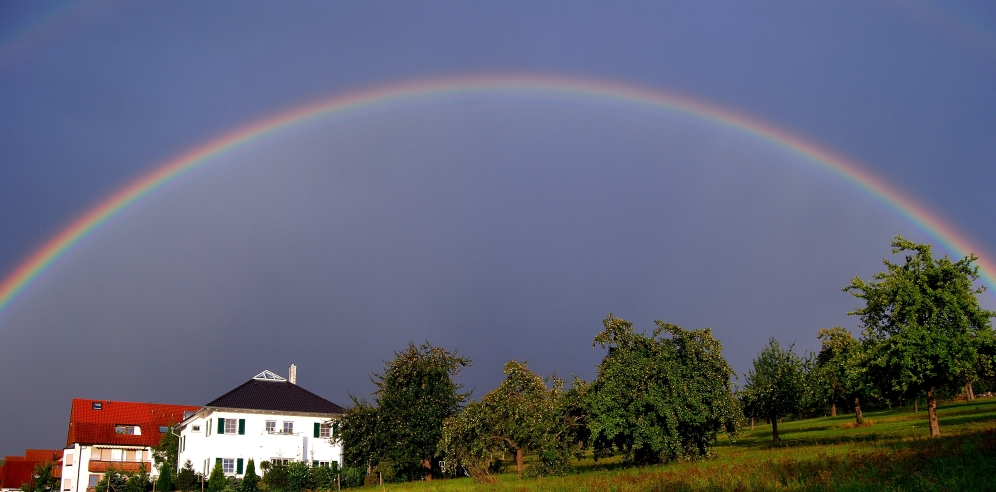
(363, 397), (996, 491)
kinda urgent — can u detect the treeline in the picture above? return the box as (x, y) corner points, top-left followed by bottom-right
(335, 237), (995, 485)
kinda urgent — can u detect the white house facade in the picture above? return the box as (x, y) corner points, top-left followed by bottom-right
(177, 369), (344, 477)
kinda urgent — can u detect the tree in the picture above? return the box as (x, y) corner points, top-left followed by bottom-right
(585, 315), (741, 465)
(95, 467), (128, 492)
(439, 360), (585, 479)
(175, 461), (199, 492)
(207, 462), (226, 492)
(152, 425), (179, 491)
(813, 327), (868, 423)
(21, 461), (58, 492)
(844, 237), (995, 437)
(240, 459), (258, 492)
(742, 337), (806, 442)
(338, 396), (381, 470)
(341, 341), (470, 481)
(285, 462), (312, 492)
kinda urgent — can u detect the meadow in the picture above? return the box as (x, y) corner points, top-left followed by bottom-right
(365, 397), (996, 491)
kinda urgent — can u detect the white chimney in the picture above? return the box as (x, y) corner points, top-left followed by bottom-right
(289, 364), (297, 384)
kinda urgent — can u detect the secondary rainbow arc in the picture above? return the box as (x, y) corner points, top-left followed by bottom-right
(1, 74), (992, 320)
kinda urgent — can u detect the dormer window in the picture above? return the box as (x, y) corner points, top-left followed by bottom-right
(115, 425), (141, 435)
(92, 402), (102, 410)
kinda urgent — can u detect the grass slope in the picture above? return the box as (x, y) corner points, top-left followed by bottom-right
(368, 397), (996, 491)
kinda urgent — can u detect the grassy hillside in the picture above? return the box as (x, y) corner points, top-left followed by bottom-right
(366, 397), (996, 491)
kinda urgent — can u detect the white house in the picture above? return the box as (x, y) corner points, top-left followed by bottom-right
(59, 399), (200, 492)
(177, 367), (345, 477)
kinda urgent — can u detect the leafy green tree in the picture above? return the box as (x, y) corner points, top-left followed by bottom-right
(240, 460), (258, 492)
(153, 425), (178, 492)
(95, 467), (128, 492)
(125, 464), (150, 492)
(338, 397), (381, 470)
(207, 462), (226, 492)
(285, 462), (311, 492)
(742, 337), (806, 442)
(343, 342), (470, 481)
(585, 315), (741, 465)
(845, 237), (995, 436)
(311, 464), (337, 491)
(259, 461), (287, 491)
(439, 360), (585, 479)
(813, 327), (868, 422)
(175, 460), (199, 492)
(21, 461), (58, 492)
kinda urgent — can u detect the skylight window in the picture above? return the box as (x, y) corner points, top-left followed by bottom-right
(92, 402), (102, 410)
(253, 370), (286, 381)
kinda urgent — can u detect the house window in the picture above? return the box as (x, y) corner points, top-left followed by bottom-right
(89, 475), (101, 487)
(159, 426), (169, 433)
(319, 423), (331, 439)
(206, 419), (211, 436)
(115, 425), (140, 435)
(92, 402), (102, 410)
(313, 461), (337, 469)
(63, 479), (72, 491)
(192, 425), (201, 432)
(180, 436), (185, 453)
(282, 421), (294, 435)
(65, 453), (74, 466)
(225, 419), (238, 434)
(265, 421), (276, 434)
(222, 459), (235, 474)
(270, 458), (291, 466)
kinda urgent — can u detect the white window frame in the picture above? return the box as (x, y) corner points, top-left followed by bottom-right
(222, 458), (235, 474)
(319, 423), (331, 439)
(88, 475), (100, 488)
(224, 419), (237, 434)
(63, 478), (72, 491)
(282, 421), (294, 435)
(265, 421), (276, 434)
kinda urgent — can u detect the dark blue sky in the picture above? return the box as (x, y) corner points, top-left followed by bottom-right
(1, 1), (995, 456)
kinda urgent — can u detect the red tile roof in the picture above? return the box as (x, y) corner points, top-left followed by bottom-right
(0, 450), (61, 490)
(66, 399), (200, 448)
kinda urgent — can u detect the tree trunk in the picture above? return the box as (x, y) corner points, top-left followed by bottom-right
(854, 397), (864, 424)
(831, 403), (836, 417)
(422, 458), (432, 481)
(750, 417), (754, 430)
(966, 382), (976, 401)
(771, 414), (780, 442)
(515, 448), (524, 479)
(927, 387), (941, 437)
(914, 399), (918, 412)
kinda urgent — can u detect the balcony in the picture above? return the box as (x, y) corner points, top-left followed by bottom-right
(88, 461), (152, 473)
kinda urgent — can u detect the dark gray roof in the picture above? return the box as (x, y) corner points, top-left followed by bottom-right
(206, 379), (345, 414)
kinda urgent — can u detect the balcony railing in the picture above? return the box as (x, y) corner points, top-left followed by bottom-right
(88, 461), (152, 473)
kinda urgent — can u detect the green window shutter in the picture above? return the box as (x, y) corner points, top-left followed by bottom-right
(218, 418), (225, 435)
(313, 422), (320, 438)
(238, 419), (245, 435)
(216, 458), (222, 467)
(236, 459), (243, 474)
(333, 422), (339, 438)
(312, 461), (318, 467)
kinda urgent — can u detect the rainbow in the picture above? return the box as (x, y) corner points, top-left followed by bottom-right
(1, 74), (993, 319)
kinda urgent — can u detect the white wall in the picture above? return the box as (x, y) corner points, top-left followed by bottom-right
(178, 409), (342, 477)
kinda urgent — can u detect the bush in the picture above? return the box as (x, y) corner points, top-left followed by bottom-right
(338, 466), (365, 489)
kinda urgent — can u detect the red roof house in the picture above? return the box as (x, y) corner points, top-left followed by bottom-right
(0, 450), (62, 492)
(61, 399), (199, 492)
